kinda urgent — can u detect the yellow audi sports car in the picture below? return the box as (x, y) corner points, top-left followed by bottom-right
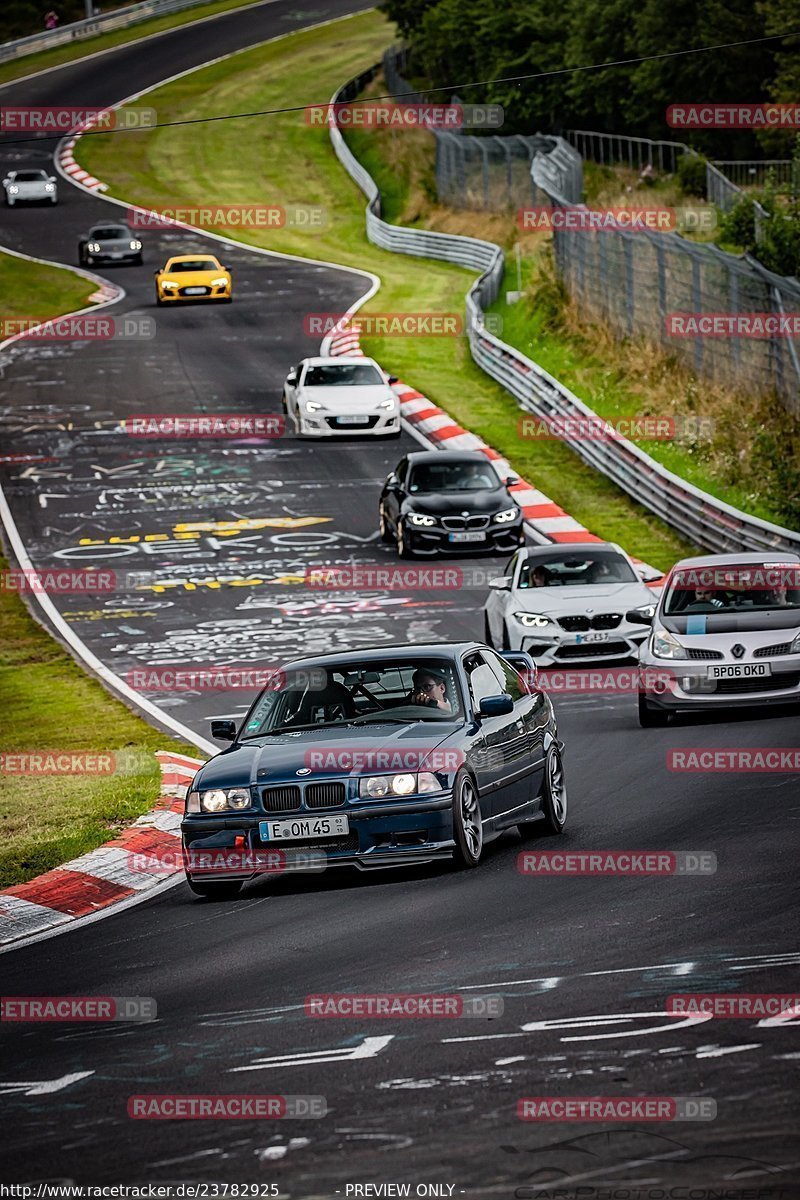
(154, 254), (232, 304)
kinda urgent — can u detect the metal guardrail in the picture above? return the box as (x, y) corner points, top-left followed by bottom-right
(327, 68), (800, 555)
(0, 0), (215, 63)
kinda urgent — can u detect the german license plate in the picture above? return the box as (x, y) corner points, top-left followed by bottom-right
(708, 662), (770, 679)
(576, 631), (609, 644)
(260, 815), (349, 841)
(110, 252), (123, 259)
(448, 531), (485, 543)
(337, 415), (370, 425)
(184, 286), (207, 295)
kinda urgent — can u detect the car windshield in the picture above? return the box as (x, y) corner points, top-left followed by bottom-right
(167, 259), (218, 272)
(92, 227), (127, 239)
(304, 364), (383, 387)
(15, 171), (47, 181)
(408, 461), (500, 493)
(518, 550), (637, 587)
(240, 659), (463, 737)
(663, 563), (800, 615)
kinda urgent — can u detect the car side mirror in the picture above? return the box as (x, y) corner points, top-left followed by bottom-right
(286, 372), (297, 385)
(505, 475), (520, 487)
(626, 608), (654, 626)
(479, 694), (514, 717)
(488, 576), (512, 591)
(385, 472), (400, 489)
(388, 375), (399, 384)
(210, 719), (237, 741)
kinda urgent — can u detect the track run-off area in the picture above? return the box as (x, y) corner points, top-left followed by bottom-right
(0, 3), (799, 1191)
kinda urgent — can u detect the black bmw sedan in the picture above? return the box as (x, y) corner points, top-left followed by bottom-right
(181, 643), (566, 898)
(379, 451), (525, 557)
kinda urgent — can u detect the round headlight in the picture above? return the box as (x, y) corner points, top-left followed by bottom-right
(227, 789), (251, 810)
(200, 789), (228, 812)
(364, 776), (390, 798)
(391, 774), (416, 795)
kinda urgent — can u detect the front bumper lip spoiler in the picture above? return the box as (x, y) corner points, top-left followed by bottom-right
(186, 844), (456, 881)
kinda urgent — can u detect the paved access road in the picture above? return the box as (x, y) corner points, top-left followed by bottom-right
(0, 5), (798, 1193)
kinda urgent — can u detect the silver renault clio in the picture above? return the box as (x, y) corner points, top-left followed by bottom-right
(634, 551), (800, 725)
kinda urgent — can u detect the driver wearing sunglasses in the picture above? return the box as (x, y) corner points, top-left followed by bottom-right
(410, 667), (453, 713)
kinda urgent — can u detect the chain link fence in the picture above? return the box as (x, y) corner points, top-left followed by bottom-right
(383, 47), (582, 210)
(536, 175), (800, 414)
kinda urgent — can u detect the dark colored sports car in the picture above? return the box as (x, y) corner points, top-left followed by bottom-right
(181, 642), (566, 898)
(78, 222), (143, 266)
(379, 450), (525, 557)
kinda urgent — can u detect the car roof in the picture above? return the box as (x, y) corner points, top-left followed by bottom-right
(300, 356), (380, 367)
(90, 223), (129, 232)
(519, 541), (625, 557)
(670, 551), (800, 569)
(404, 450), (497, 464)
(277, 642), (484, 671)
(165, 253), (221, 263)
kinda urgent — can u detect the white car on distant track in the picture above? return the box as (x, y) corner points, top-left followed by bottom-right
(3, 169), (58, 206)
(282, 356), (401, 438)
(483, 542), (658, 664)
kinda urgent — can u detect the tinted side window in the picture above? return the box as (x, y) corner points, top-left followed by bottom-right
(396, 458), (408, 485)
(484, 651), (523, 701)
(465, 653), (502, 709)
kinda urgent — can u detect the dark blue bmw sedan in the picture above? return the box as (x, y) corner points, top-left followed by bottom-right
(181, 642), (566, 897)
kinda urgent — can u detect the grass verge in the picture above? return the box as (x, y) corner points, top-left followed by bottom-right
(77, 10), (695, 569)
(0, 251), (198, 888)
(0, 551), (199, 889)
(0, 0), (267, 87)
(0, 247), (95, 320)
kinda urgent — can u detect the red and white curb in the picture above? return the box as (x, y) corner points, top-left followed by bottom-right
(327, 328), (663, 582)
(58, 119), (108, 192)
(0, 751), (204, 947)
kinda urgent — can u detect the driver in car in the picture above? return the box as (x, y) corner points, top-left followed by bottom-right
(410, 667), (453, 713)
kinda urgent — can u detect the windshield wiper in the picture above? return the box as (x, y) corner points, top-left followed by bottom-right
(243, 720), (353, 738)
(349, 715), (413, 725)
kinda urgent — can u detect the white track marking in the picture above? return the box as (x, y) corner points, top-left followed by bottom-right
(0, 1071), (94, 1096)
(230, 1035), (394, 1071)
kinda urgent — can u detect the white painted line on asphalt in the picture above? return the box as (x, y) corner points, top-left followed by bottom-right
(230, 1035), (394, 1071)
(0, 1071), (95, 1096)
(696, 1043), (761, 1058)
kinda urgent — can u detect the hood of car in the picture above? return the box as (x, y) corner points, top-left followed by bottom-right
(296, 385), (395, 408)
(196, 722), (458, 788)
(404, 488), (511, 517)
(512, 580), (653, 615)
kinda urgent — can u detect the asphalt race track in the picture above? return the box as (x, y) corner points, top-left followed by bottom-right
(1, 5), (799, 1193)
